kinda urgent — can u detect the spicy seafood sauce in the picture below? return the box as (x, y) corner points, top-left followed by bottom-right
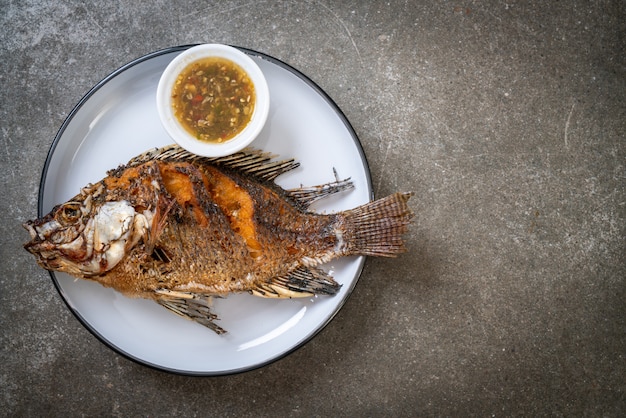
(171, 57), (256, 143)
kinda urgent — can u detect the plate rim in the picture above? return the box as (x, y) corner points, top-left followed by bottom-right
(38, 44), (373, 376)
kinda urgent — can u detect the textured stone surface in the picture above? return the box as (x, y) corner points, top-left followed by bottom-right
(1, 1), (624, 416)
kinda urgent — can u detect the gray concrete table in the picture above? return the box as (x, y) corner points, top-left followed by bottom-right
(1, 1), (624, 416)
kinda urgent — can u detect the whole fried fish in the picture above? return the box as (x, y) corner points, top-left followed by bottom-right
(24, 145), (413, 333)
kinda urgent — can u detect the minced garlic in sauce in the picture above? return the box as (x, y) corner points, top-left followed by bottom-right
(171, 57), (255, 143)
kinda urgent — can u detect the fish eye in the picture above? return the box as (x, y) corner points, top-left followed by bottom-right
(57, 203), (82, 225)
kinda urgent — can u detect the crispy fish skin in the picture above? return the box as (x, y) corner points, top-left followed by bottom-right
(24, 145), (413, 333)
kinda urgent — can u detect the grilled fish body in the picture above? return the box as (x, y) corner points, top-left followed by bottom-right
(24, 145), (413, 333)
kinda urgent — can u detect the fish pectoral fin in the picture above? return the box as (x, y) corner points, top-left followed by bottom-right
(146, 194), (176, 255)
(154, 289), (226, 334)
(251, 266), (341, 299)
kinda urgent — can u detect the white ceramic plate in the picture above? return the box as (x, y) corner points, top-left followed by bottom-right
(39, 46), (372, 375)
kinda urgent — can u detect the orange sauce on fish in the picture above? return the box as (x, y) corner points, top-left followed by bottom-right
(160, 163), (209, 227)
(202, 166), (263, 259)
(158, 162), (262, 259)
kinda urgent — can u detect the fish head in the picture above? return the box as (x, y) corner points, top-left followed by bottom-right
(23, 192), (151, 278)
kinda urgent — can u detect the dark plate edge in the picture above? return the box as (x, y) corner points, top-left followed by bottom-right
(39, 44), (373, 377)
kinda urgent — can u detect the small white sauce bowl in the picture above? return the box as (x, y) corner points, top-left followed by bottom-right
(156, 44), (270, 157)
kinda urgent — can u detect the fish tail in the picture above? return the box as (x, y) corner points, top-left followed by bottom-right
(341, 192), (414, 257)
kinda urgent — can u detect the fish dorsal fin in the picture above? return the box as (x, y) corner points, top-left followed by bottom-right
(250, 266), (341, 299)
(123, 144), (299, 182)
(154, 289), (226, 334)
(286, 177), (355, 209)
(121, 145), (354, 208)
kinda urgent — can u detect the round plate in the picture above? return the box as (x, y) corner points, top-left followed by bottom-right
(38, 45), (372, 375)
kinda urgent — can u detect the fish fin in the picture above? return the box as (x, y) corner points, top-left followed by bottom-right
(286, 177), (355, 209)
(207, 148), (300, 182)
(145, 194), (176, 255)
(341, 192), (414, 257)
(251, 266), (341, 298)
(125, 144), (299, 182)
(154, 289), (226, 334)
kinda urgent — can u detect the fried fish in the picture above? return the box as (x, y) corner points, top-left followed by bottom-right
(24, 145), (413, 333)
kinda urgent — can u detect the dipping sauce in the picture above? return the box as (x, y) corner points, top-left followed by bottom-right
(171, 57), (256, 143)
